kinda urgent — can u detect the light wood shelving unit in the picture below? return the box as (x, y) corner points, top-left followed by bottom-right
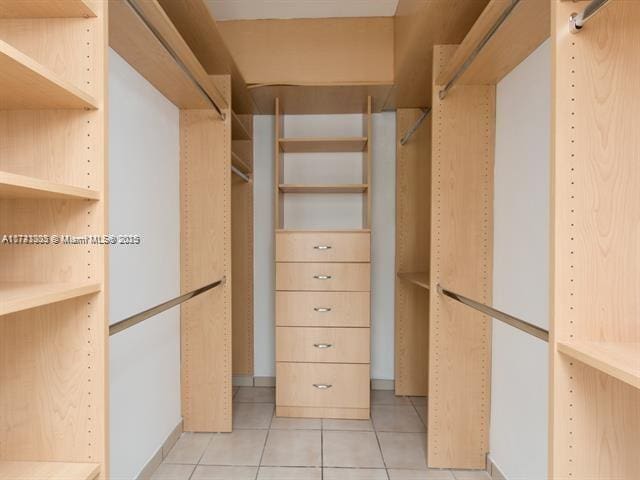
(0, 1), (108, 477)
(397, 272), (430, 291)
(279, 137), (367, 153)
(278, 184), (367, 194)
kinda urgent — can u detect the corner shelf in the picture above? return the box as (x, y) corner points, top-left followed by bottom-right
(279, 184), (368, 194)
(0, 171), (100, 201)
(232, 151), (252, 175)
(558, 341), (640, 390)
(0, 39), (97, 110)
(232, 111), (252, 140)
(0, 281), (102, 316)
(279, 137), (368, 153)
(0, 461), (99, 480)
(397, 272), (430, 290)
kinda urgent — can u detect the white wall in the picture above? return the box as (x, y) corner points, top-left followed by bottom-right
(108, 49), (182, 479)
(253, 113), (396, 380)
(490, 39), (550, 480)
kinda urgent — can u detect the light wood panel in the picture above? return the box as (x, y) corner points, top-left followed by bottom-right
(395, 108), (431, 396)
(276, 327), (370, 364)
(428, 45), (494, 469)
(231, 111), (251, 140)
(0, 39), (96, 109)
(276, 291), (370, 328)
(394, 0), (489, 107)
(278, 184), (367, 194)
(0, 281), (101, 316)
(0, 171), (100, 201)
(437, 0), (550, 88)
(0, 1), (96, 18)
(180, 79), (232, 431)
(0, 461), (99, 480)
(279, 137), (367, 153)
(551, 2), (640, 478)
(362, 97), (372, 228)
(276, 263), (370, 292)
(275, 98), (284, 229)
(276, 231), (370, 263)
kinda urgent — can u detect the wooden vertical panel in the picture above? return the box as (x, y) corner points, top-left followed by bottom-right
(275, 98), (284, 229)
(551, 1), (640, 478)
(395, 109), (431, 396)
(428, 45), (494, 469)
(362, 96), (372, 228)
(180, 77), (232, 431)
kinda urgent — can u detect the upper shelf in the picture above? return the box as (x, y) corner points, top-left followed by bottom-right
(558, 341), (640, 390)
(436, 0), (550, 87)
(397, 272), (430, 290)
(279, 137), (368, 153)
(0, 39), (97, 110)
(0, 0), (96, 18)
(0, 281), (102, 316)
(0, 171), (100, 201)
(279, 184), (367, 194)
(0, 461), (99, 480)
(232, 111), (252, 140)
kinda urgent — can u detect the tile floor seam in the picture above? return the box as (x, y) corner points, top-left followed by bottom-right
(253, 412), (275, 479)
(372, 416), (391, 480)
(411, 399), (427, 429)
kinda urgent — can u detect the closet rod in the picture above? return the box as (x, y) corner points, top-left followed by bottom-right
(232, 165), (251, 183)
(439, 0), (522, 100)
(124, 0), (227, 120)
(400, 108), (431, 145)
(569, 0), (612, 33)
(110, 277), (226, 336)
(437, 285), (549, 342)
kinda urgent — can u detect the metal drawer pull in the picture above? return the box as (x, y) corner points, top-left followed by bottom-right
(314, 245), (332, 250)
(313, 343), (333, 349)
(313, 383), (333, 389)
(314, 307), (332, 312)
(313, 274), (332, 280)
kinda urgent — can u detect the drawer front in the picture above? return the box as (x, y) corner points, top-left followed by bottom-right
(277, 363), (370, 409)
(276, 232), (370, 262)
(276, 263), (370, 291)
(276, 291), (370, 327)
(277, 327), (370, 363)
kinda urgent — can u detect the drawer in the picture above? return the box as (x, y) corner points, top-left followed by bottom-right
(276, 231), (370, 263)
(276, 291), (370, 327)
(277, 327), (370, 363)
(276, 263), (370, 291)
(277, 363), (370, 409)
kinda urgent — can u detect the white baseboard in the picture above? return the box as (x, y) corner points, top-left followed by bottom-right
(135, 419), (183, 480)
(371, 379), (395, 391)
(254, 376), (276, 387)
(232, 374), (254, 387)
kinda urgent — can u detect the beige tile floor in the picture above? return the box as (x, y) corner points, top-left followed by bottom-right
(152, 387), (490, 480)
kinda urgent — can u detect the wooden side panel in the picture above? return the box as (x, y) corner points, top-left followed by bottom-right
(362, 97), (372, 229)
(274, 98), (284, 229)
(180, 88), (232, 431)
(428, 45), (494, 469)
(395, 109), (431, 396)
(551, 1), (640, 478)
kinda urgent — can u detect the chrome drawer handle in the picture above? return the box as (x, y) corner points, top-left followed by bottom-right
(314, 307), (332, 312)
(313, 343), (333, 349)
(313, 274), (332, 280)
(313, 383), (333, 389)
(314, 245), (332, 250)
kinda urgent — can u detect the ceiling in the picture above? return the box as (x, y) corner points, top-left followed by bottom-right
(207, 0), (400, 21)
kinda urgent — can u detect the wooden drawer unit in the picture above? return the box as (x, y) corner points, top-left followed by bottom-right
(276, 362), (370, 410)
(276, 327), (370, 363)
(276, 262), (370, 291)
(276, 231), (370, 262)
(276, 291), (370, 327)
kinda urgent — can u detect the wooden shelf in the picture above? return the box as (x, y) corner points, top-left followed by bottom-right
(0, 1), (96, 18)
(0, 39), (97, 110)
(232, 152), (252, 175)
(558, 341), (640, 390)
(232, 111), (252, 140)
(0, 461), (99, 480)
(0, 171), (100, 201)
(276, 228), (371, 233)
(279, 184), (368, 194)
(279, 137), (368, 153)
(0, 281), (101, 316)
(397, 272), (430, 290)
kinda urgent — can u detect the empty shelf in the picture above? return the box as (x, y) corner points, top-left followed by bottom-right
(0, 39), (97, 109)
(232, 111), (251, 140)
(0, 461), (100, 480)
(232, 152), (252, 175)
(279, 137), (368, 153)
(0, 281), (102, 316)
(0, 171), (100, 200)
(0, 0), (96, 18)
(279, 184), (368, 194)
(558, 341), (640, 390)
(397, 272), (430, 290)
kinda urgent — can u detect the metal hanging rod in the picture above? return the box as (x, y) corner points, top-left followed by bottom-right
(570, 0), (612, 33)
(232, 165), (251, 183)
(400, 108), (432, 145)
(125, 0), (226, 120)
(439, 0), (522, 100)
(437, 285), (549, 342)
(110, 277), (226, 336)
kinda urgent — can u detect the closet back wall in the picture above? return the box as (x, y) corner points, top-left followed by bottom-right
(253, 113), (396, 381)
(108, 50), (181, 479)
